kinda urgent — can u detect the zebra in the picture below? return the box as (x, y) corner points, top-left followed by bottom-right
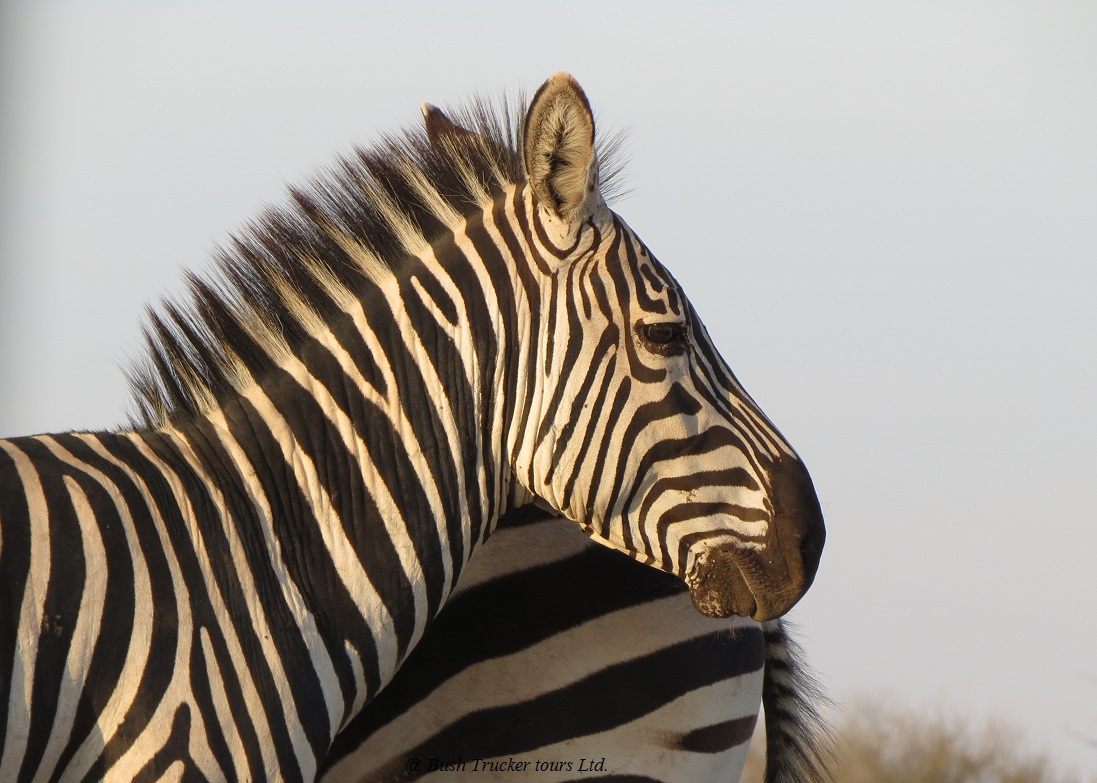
(317, 508), (832, 783)
(0, 72), (825, 781)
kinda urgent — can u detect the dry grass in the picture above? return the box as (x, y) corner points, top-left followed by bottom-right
(739, 697), (1095, 783)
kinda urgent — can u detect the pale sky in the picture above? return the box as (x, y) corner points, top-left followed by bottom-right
(2, 1), (1096, 776)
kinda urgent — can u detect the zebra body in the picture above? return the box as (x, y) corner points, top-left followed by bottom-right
(1, 73), (825, 781)
(318, 508), (766, 783)
(1, 430), (344, 781)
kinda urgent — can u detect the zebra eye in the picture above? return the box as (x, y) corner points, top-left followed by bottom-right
(638, 321), (687, 355)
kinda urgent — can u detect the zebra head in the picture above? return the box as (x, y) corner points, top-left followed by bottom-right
(503, 73), (825, 621)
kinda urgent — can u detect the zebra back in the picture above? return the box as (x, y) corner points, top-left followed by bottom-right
(318, 508), (765, 782)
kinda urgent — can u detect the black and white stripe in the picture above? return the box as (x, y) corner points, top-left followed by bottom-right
(318, 508), (760, 782)
(317, 509), (831, 783)
(1, 73), (825, 780)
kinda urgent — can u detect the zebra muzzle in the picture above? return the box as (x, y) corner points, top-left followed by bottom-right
(687, 455), (825, 621)
(688, 544), (806, 621)
(688, 545), (760, 619)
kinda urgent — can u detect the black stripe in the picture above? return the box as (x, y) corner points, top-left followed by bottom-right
(559, 351), (619, 506)
(0, 442), (33, 750)
(329, 277), (458, 625)
(602, 383), (702, 553)
(435, 217), (507, 556)
(203, 396), (384, 702)
(323, 302), (389, 399)
(409, 261), (459, 327)
(670, 715), (758, 754)
(258, 354), (422, 661)
(618, 225), (666, 317)
(637, 468), (761, 528)
(147, 424), (331, 772)
(323, 540), (688, 768)
(544, 273), (560, 374)
(533, 306), (617, 475)
(373, 631), (763, 771)
(397, 260), (483, 598)
(583, 378), (632, 540)
(188, 628), (238, 780)
(607, 224), (667, 385)
(143, 429), (342, 776)
(130, 704), (193, 782)
(9, 437), (135, 779)
(18, 441), (86, 778)
(130, 429), (326, 769)
(50, 433), (184, 775)
(483, 190), (541, 444)
(638, 260), (665, 295)
(544, 326), (619, 492)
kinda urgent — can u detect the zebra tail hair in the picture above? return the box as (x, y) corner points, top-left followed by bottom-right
(761, 619), (836, 783)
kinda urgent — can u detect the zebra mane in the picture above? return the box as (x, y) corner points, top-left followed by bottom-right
(124, 91), (628, 429)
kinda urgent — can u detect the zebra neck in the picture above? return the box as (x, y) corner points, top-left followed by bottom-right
(141, 237), (535, 732)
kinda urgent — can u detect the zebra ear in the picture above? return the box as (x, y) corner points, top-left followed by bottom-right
(422, 104), (480, 149)
(523, 72), (601, 222)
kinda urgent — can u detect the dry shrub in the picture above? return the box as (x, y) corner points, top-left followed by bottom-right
(739, 696), (1094, 783)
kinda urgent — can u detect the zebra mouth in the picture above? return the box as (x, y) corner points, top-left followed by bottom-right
(687, 541), (808, 622)
(687, 545), (759, 619)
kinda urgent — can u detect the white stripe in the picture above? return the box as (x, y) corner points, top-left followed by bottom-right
(343, 640), (369, 724)
(159, 426), (306, 777)
(200, 627), (251, 782)
(236, 385), (402, 685)
(256, 266), (467, 624)
(274, 351), (432, 654)
(184, 699), (224, 782)
(409, 272), (479, 556)
(475, 189), (542, 526)
(34, 436), (156, 782)
(152, 760), (185, 783)
(0, 439), (51, 781)
(455, 198), (516, 525)
(323, 283), (464, 591)
(72, 434), (198, 781)
(349, 596), (756, 780)
(29, 476), (108, 783)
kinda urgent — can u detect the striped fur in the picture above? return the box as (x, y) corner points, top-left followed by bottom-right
(317, 509), (831, 783)
(0, 73), (825, 780)
(318, 508), (763, 782)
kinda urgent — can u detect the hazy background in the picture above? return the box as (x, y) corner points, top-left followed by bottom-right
(2, 1), (1095, 775)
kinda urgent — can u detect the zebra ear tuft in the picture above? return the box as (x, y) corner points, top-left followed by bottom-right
(422, 103), (480, 150)
(523, 72), (601, 222)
